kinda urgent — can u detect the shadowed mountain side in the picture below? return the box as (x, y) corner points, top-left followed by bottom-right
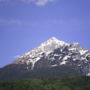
(0, 64), (81, 81)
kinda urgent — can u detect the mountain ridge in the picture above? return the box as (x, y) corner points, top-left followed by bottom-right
(0, 37), (90, 81)
(13, 37), (90, 72)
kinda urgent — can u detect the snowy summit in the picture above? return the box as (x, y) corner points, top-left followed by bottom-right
(0, 37), (90, 81)
(11, 37), (90, 76)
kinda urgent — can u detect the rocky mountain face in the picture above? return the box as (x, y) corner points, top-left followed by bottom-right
(0, 37), (90, 81)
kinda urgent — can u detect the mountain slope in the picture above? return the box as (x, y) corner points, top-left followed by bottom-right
(0, 37), (90, 81)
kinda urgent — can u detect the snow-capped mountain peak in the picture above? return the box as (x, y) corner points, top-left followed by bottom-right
(38, 37), (68, 52)
(13, 37), (90, 75)
(13, 37), (69, 69)
(1, 37), (90, 81)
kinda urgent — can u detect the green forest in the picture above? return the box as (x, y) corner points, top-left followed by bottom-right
(0, 76), (90, 90)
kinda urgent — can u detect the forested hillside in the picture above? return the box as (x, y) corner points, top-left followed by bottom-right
(0, 76), (90, 90)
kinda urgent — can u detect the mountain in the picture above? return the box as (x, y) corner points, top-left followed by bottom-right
(0, 37), (90, 81)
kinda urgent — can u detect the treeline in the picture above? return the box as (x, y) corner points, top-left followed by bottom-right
(0, 76), (90, 90)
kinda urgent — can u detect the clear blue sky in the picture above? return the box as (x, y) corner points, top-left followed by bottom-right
(0, 0), (90, 67)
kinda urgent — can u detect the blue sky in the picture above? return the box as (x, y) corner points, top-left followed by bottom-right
(0, 0), (90, 67)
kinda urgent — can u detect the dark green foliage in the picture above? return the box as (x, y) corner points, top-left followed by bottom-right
(0, 76), (90, 90)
